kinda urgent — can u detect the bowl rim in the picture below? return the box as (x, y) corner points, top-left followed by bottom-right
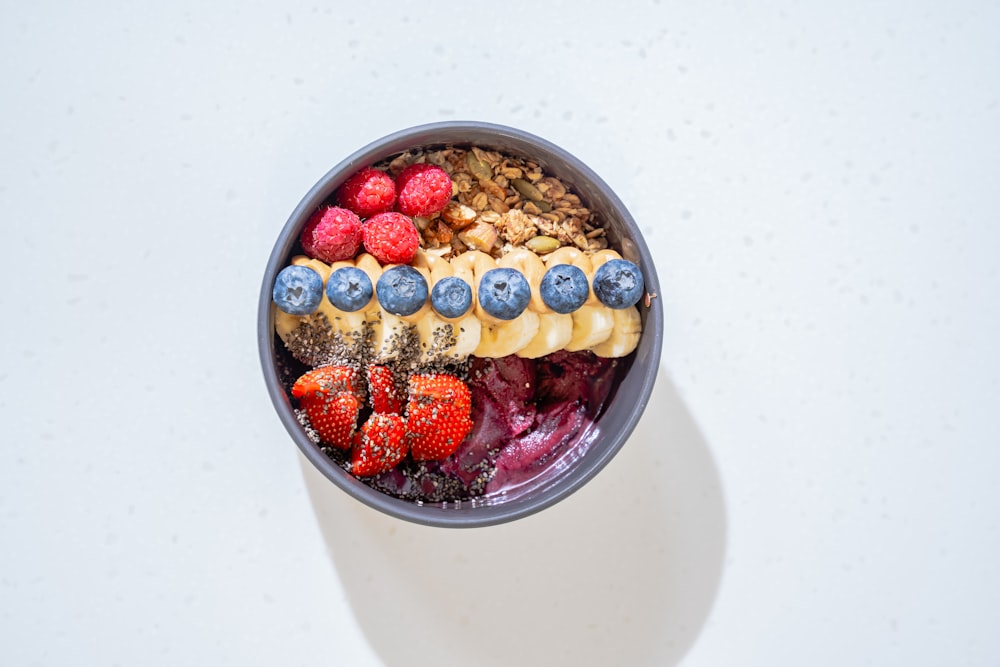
(258, 120), (664, 528)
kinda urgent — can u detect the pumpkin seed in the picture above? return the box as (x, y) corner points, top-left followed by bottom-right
(511, 178), (544, 202)
(525, 235), (561, 254)
(465, 152), (493, 181)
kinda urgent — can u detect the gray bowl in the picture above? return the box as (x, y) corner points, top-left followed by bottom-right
(258, 121), (663, 528)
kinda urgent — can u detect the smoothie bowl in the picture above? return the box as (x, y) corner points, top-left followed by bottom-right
(258, 121), (663, 527)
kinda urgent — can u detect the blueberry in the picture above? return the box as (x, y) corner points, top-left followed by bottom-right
(326, 266), (373, 312)
(539, 264), (589, 314)
(273, 265), (323, 315)
(478, 267), (530, 320)
(430, 276), (473, 319)
(592, 259), (644, 309)
(376, 265), (428, 316)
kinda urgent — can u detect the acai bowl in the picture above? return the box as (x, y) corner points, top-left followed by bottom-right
(258, 121), (663, 528)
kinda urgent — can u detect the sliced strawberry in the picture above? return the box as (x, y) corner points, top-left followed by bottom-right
(407, 373), (473, 407)
(351, 413), (408, 476)
(405, 373), (473, 461)
(299, 391), (359, 449)
(291, 365), (360, 401)
(406, 402), (473, 461)
(367, 364), (403, 414)
(292, 366), (361, 449)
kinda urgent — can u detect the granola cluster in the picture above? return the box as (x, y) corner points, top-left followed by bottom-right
(377, 146), (610, 259)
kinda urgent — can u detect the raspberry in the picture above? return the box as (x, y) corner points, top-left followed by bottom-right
(395, 163), (453, 217)
(300, 206), (363, 263)
(337, 167), (396, 218)
(362, 212), (420, 265)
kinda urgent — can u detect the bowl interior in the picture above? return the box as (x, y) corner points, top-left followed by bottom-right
(259, 121), (663, 527)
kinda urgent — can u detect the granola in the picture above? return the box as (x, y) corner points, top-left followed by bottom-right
(375, 146), (610, 259)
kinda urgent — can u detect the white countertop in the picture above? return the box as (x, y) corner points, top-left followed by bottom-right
(2, 2), (998, 665)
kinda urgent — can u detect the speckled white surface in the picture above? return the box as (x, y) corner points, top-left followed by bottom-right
(2, 1), (999, 665)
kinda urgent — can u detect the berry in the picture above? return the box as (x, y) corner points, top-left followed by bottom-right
(405, 373), (473, 461)
(539, 264), (589, 314)
(326, 266), (373, 312)
(430, 276), (472, 319)
(376, 265), (428, 316)
(272, 265), (324, 316)
(592, 259), (644, 309)
(367, 364), (403, 414)
(477, 267), (530, 320)
(362, 212), (420, 265)
(337, 167), (396, 218)
(300, 206), (363, 263)
(298, 391), (360, 449)
(395, 163), (453, 217)
(291, 365), (361, 401)
(291, 366), (362, 449)
(351, 412), (408, 476)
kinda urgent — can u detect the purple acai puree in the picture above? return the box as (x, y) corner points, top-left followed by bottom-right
(442, 351), (621, 496)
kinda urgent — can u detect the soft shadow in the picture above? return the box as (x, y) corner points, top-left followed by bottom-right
(302, 367), (727, 667)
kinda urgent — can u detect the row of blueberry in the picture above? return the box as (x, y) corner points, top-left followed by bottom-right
(273, 258), (644, 321)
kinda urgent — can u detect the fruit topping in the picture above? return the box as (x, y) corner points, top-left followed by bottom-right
(300, 206), (363, 263)
(367, 364), (403, 414)
(298, 391), (360, 450)
(394, 163), (452, 217)
(326, 266), (373, 312)
(291, 365), (361, 400)
(539, 264), (590, 314)
(337, 166), (396, 218)
(272, 265), (324, 316)
(291, 366), (363, 449)
(376, 265), (428, 317)
(351, 412), (408, 476)
(592, 259), (644, 309)
(430, 276), (473, 319)
(478, 267), (531, 320)
(405, 373), (473, 461)
(362, 211), (420, 265)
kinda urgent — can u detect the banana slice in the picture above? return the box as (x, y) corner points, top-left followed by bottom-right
(590, 306), (641, 357)
(368, 309), (413, 362)
(475, 310), (541, 358)
(564, 305), (615, 351)
(515, 312), (573, 359)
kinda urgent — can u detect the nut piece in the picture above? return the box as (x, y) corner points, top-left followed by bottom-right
(440, 202), (477, 230)
(457, 222), (498, 252)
